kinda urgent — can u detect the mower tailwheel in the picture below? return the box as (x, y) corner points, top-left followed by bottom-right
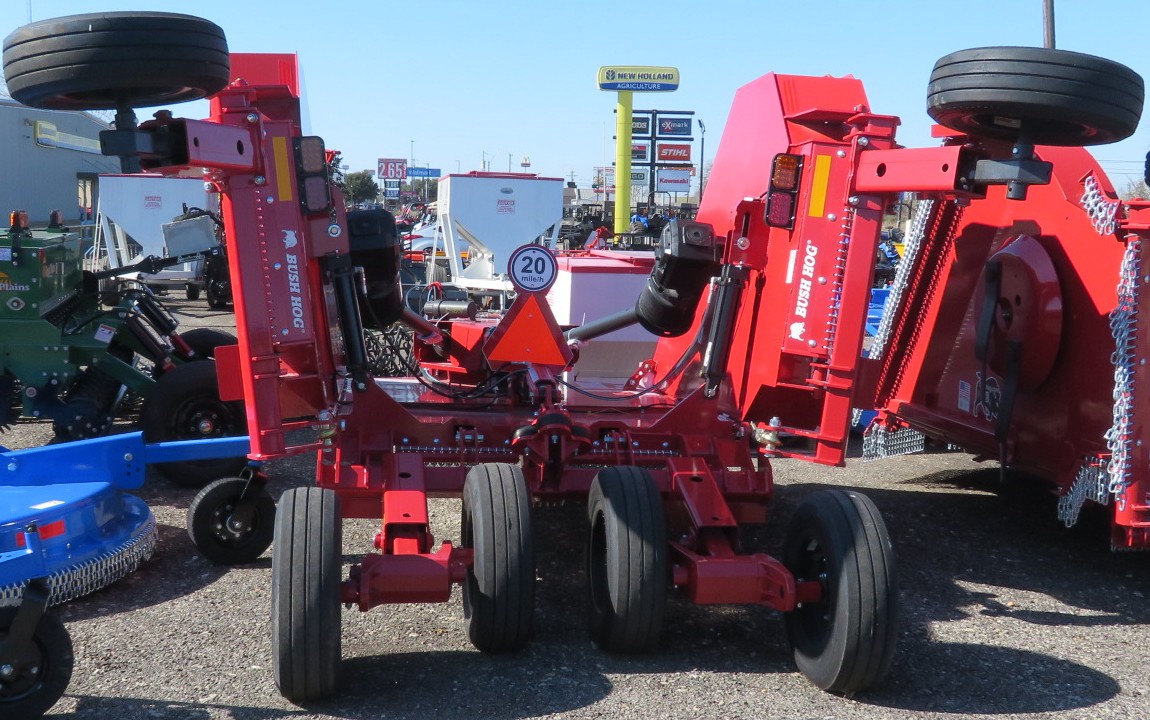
(272, 487), (341, 703)
(927, 46), (1144, 146)
(783, 489), (898, 694)
(461, 463), (535, 653)
(0, 607), (73, 718)
(586, 466), (667, 653)
(140, 360), (247, 488)
(2, 12), (229, 111)
(187, 476), (275, 565)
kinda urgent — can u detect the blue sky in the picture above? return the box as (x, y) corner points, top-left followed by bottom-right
(12, 1), (1150, 191)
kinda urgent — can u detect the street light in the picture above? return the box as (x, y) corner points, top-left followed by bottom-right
(697, 119), (706, 202)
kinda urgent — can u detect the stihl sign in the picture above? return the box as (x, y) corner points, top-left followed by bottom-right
(657, 143), (692, 161)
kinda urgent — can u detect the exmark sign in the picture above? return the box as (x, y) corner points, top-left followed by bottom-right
(657, 118), (692, 136)
(598, 66), (680, 92)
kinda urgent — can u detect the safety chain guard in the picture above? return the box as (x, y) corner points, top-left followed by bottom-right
(1081, 174), (1120, 236)
(1101, 236), (1142, 512)
(1058, 460), (1111, 528)
(0, 513), (157, 607)
(868, 199), (935, 360)
(862, 421), (926, 460)
(860, 200), (935, 461)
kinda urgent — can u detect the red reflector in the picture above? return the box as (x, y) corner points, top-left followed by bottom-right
(302, 176), (331, 213)
(15, 519), (66, 546)
(765, 192), (795, 228)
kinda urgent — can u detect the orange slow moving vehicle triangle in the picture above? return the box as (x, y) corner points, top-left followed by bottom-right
(483, 293), (573, 367)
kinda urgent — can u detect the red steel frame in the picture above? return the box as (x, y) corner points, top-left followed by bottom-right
(139, 59), (886, 614)
(136, 50), (1150, 628)
(854, 139), (1150, 549)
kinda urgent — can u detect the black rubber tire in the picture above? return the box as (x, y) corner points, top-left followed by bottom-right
(140, 360), (247, 488)
(51, 395), (114, 441)
(927, 46), (1144, 146)
(0, 372), (18, 428)
(185, 284), (201, 301)
(187, 477), (276, 565)
(178, 327), (236, 360)
(0, 607), (73, 718)
(586, 466), (667, 653)
(2, 12), (229, 111)
(783, 489), (898, 693)
(206, 279), (230, 309)
(272, 487), (341, 702)
(461, 463), (535, 653)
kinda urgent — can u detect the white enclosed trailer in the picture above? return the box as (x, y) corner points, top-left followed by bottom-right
(91, 175), (215, 295)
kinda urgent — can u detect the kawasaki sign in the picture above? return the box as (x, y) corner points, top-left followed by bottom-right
(656, 168), (691, 193)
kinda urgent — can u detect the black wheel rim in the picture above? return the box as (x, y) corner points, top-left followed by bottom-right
(587, 510), (609, 617)
(209, 497), (259, 547)
(171, 398), (240, 440)
(0, 631), (48, 701)
(461, 505), (477, 618)
(788, 530), (834, 650)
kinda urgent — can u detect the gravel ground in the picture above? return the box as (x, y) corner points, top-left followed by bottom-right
(6, 295), (1150, 720)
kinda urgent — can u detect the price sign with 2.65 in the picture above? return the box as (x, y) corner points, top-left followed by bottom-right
(377, 158), (407, 180)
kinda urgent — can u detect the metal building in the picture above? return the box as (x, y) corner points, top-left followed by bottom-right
(1, 99), (120, 226)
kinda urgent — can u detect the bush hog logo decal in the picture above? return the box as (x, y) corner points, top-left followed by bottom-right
(792, 240), (818, 319)
(789, 322), (805, 340)
(286, 251), (304, 329)
(282, 229), (298, 249)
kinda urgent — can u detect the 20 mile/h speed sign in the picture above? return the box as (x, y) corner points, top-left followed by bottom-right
(507, 245), (557, 293)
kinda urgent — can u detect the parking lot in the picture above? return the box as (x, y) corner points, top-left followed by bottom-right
(6, 296), (1149, 719)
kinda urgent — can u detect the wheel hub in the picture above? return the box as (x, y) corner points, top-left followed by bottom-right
(0, 651), (41, 696)
(211, 503), (248, 541)
(190, 410), (220, 436)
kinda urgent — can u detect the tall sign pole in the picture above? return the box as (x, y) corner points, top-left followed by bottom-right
(616, 90), (633, 233)
(597, 66), (679, 235)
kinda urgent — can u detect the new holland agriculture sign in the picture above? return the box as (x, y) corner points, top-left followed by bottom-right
(598, 66), (679, 92)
